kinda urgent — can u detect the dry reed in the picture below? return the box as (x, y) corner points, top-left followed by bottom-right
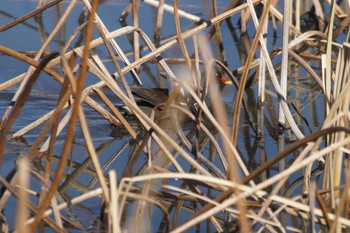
(0, 0), (349, 232)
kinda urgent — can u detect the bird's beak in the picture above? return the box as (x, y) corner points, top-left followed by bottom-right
(221, 74), (233, 85)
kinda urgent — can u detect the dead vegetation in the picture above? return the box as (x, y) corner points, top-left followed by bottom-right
(0, 0), (350, 232)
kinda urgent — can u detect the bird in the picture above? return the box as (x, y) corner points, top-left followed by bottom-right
(120, 70), (232, 116)
(114, 69), (233, 134)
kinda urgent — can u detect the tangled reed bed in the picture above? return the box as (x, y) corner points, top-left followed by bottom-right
(0, 0), (350, 232)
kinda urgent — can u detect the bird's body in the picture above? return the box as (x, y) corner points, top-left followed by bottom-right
(118, 70), (232, 127)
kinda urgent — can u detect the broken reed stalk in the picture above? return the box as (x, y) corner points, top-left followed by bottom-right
(0, 52), (59, 168)
(154, 0), (164, 38)
(93, 88), (137, 137)
(9, 26), (148, 140)
(78, 106), (110, 207)
(15, 157), (30, 233)
(82, 0), (142, 85)
(329, 166), (350, 232)
(0, 0), (64, 33)
(0, 0), (77, 138)
(93, 21), (137, 107)
(108, 170), (122, 233)
(321, 0), (345, 210)
(132, 0), (140, 73)
(25, 59), (74, 160)
(211, 0), (227, 64)
(278, 0), (290, 125)
(231, 0), (272, 145)
(322, 43), (350, 209)
(257, 0), (268, 105)
(182, 126), (350, 229)
(0, 45), (64, 92)
(202, 139), (350, 230)
(193, 33), (250, 231)
(41, 61), (74, 189)
(29, 1), (100, 231)
(0, 176), (63, 232)
(23, 187), (103, 225)
(174, 0), (193, 75)
(144, 0), (202, 23)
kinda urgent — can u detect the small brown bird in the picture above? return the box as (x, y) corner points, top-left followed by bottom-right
(127, 71), (231, 111)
